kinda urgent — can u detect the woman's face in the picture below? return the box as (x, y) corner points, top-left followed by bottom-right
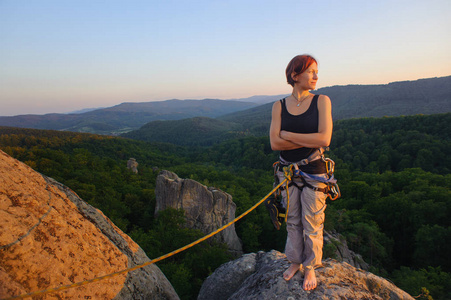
(293, 62), (318, 90)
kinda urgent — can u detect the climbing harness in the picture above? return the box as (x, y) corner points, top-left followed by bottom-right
(265, 147), (341, 230)
(280, 147), (340, 201)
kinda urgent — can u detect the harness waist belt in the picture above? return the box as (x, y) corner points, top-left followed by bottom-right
(279, 147), (326, 167)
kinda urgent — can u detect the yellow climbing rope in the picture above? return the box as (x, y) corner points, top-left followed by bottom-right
(282, 165), (293, 223)
(3, 176), (291, 300)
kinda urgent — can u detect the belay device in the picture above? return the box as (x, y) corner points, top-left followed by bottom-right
(266, 147), (341, 230)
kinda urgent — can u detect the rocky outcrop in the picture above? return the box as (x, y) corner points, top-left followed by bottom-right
(324, 230), (369, 270)
(127, 158), (138, 174)
(0, 150), (179, 299)
(198, 250), (414, 300)
(155, 170), (243, 255)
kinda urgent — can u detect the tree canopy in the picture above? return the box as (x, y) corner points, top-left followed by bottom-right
(1, 113), (449, 299)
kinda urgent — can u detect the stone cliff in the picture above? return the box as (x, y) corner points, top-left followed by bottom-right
(127, 158), (139, 174)
(0, 150), (179, 299)
(155, 170), (243, 255)
(198, 250), (414, 300)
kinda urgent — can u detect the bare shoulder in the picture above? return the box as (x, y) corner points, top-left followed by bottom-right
(317, 94), (331, 108)
(317, 94), (331, 103)
(272, 99), (282, 112)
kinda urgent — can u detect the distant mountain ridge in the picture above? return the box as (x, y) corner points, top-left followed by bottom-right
(315, 76), (451, 119)
(122, 116), (244, 147)
(0, 99), (257, 135)
(217, 75), (451, 135)
(124, 76), (451, 145)
(219, 75), (451, 123)
(1, 76), (449, 136)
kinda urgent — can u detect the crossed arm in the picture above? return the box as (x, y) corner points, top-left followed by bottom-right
(269, 95), (333, 151)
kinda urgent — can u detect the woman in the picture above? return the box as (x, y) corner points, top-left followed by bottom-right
(269, 54), (333, 291)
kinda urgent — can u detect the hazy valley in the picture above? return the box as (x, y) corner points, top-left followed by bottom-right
(0, 76), (450, 138)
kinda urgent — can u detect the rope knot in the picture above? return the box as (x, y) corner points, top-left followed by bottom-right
(282, 165), (293, 181)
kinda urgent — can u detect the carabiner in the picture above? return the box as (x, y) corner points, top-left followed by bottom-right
(328, 183), (341, 201)
(322, 157), (335, 175)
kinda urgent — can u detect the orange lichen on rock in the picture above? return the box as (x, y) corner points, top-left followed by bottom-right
(0, 150), (128, 299)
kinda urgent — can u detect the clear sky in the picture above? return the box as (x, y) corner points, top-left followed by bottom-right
(1, 0), (450, 116)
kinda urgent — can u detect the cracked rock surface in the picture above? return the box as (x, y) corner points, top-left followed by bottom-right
(198, 250), (414, 300)
(0, 150), (179, 299)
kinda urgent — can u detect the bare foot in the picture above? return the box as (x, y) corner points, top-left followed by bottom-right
(283, 263), (301, 281)
(303, 268), (317, 291)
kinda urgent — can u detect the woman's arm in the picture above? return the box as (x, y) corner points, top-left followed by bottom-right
(279, 95), (333, 148)
(269, 101), (303, 151)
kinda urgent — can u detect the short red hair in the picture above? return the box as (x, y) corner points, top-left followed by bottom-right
(285, 54), (318, 87)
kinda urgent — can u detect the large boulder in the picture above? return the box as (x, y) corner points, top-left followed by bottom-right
(155, 170), (243, 255)
(0, 150), (179, 299)
(198, 250), (414, 300)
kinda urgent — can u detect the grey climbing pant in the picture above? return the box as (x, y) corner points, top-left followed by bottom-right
(277, 171), (328, 269)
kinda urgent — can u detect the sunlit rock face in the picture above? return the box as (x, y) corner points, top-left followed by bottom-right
(0, 150), (179, 300)
(198, 250), (414, 300)
(155, 170), (243, 255)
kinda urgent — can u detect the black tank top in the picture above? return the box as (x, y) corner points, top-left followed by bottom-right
(280, 95), (327, 174)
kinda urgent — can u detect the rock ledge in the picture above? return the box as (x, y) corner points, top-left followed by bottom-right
(198, 250), (414, 300)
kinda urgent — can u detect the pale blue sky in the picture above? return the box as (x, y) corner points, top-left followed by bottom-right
(1, 0), (450, 116)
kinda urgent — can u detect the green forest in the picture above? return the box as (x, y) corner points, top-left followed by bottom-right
(0, 113), (450, 300)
